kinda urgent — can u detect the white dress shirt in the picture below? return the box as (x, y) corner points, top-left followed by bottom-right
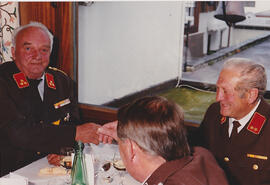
(228, 99), (261, 137)
(37, 74), (45, 101)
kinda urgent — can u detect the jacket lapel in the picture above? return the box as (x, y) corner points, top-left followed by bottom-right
(43, 72), (58, 110)
(235, 99), (269, 147)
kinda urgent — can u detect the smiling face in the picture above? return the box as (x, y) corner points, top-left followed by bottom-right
(216, 68), (250, 120)
(12, 26), (51, 79)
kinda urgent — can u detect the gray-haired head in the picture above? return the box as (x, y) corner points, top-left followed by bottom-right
(117, 96), (191, 161)
(12, 21), (53, 53)
(222, 57), (267, 99)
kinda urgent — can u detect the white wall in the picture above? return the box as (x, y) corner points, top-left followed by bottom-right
(231, 28), (269, 46)
(78, 2), (185, 105)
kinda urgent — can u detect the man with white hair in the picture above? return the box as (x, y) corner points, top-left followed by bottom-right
(0, 22), (100, 176)
(192, 58), (270, 185)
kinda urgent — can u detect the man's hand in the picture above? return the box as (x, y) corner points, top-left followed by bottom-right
(75, 123), (101, 144)
(98, 120), (118, 144)
(47, 154), (63, 166)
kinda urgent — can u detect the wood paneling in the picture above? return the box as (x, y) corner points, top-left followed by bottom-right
(79, 104), (118, 125)
(19, 2), (75, 79)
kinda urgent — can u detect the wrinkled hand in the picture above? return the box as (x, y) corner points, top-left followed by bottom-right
(98, 120), (118, 144)
(75, 123), (101, 145)
(47, 154), (63, 166)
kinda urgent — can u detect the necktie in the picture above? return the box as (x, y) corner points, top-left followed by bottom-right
(231, 121), (241, 140)
(28, 79), (43, 121)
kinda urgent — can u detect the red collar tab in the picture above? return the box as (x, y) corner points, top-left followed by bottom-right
(220, 116), (226, 124)
(13, 72), (29, 88)
(45, 73), (56, 90)
(247, 112), (266, 134)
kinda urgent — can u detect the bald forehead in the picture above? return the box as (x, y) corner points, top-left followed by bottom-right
(16, 27), (50, 42)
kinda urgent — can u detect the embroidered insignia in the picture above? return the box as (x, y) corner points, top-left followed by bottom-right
(54, 99), (71, 109)
(52, 120), (60, 125)
(220, 116), (226, 124)
(45, 73), (56, 90)
(247, 153), (268, 160)
(13, 72), (29, 88)
(247, 112), (266, 134)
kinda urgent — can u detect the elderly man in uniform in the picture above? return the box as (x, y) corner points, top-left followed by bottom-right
(191, 58), (270, 185)
(99, 96), (229, 185)
(0, 22), (100, 176)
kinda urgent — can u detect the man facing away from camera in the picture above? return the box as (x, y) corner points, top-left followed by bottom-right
(99, 96), (229, 185)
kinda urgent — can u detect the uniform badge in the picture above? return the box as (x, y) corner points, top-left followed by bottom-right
(52, 120), (60, 125)
(54, 99), (71, 109)
(13, 72), (29, 88)
(220, 116), (226, 124)
(247, 112), (266, 134)
(45, 73), (56, 90)
(64, 113), (70, 122)
(247, 153), (268, 160)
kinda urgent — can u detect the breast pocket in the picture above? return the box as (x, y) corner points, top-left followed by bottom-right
(237, 154), (267, 171)
(47, 98), (73, 125)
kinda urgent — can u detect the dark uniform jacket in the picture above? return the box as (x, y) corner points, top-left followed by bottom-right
(194, 99), (270, 185)
(145, 147), (229, 185)
(0, 61), (80, 176)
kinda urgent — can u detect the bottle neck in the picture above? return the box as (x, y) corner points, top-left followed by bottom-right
(75, 141), (85, 153)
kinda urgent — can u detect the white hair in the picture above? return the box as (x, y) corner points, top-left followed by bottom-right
(12, 21), (54, 53)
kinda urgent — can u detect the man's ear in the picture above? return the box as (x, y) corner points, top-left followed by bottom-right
(11, 47), (15, 60)
(125, 139), (140, 161)
(248, 88), (259, 104)
(124, 139), (135, 161)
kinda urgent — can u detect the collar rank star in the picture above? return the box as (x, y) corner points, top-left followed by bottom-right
(247, 112), (266, 134)
(13, 72), (29, 88)
(45, 73), (56, 90)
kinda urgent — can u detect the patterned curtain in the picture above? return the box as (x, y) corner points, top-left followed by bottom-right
(0, 2), (19, 64)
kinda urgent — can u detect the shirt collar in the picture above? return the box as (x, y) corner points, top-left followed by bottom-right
(231, 99), (261, 128)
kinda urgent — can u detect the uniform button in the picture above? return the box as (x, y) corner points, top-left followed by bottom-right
(253, 164), (259, 170)
(224, 157), (230, 162)
(37, 152), (41, 155)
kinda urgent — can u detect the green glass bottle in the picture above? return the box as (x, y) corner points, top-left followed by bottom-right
(71, 141), (88, 185)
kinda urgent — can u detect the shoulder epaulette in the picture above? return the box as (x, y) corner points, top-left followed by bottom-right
(247, 112), (266, 134)
(48, 67), (67, 76)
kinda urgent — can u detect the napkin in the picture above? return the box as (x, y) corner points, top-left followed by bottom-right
(0, 173), (28, 185)
(85, 153), (95, 185)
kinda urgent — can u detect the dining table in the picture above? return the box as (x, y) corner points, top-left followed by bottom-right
(2, 143), (140, 185)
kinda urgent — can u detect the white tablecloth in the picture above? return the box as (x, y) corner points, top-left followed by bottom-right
(10, 143), (140, 185)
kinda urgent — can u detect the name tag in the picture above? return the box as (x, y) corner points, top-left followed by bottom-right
(54, 99), (71, 109)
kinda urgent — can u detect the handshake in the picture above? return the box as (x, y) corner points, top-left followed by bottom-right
(75, 120), (118, 145)
(48, 121), (117, 166)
